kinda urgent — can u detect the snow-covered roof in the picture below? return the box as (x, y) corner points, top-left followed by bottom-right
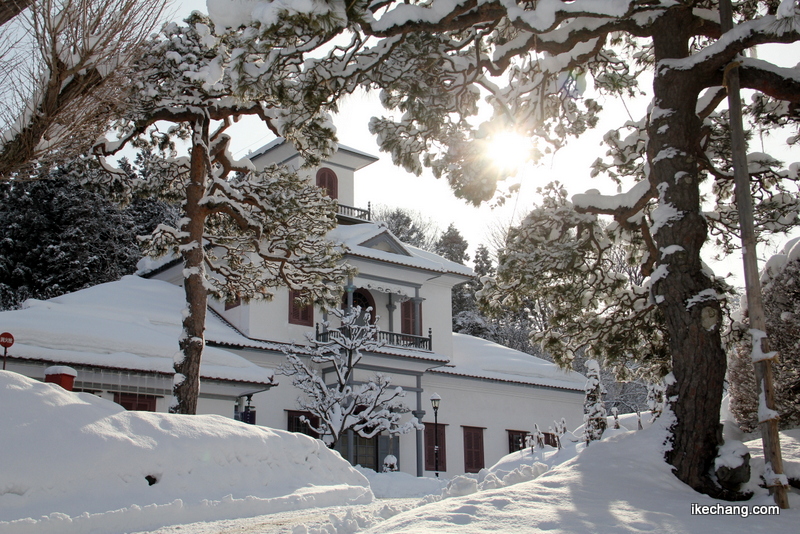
(0, 276), (275, 385)
(248, 138), (378, 169)
(329, 223), (474, 279)
(432, 334), (586, 392)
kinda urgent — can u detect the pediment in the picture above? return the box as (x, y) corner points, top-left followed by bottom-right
(358, 231), (412, 256)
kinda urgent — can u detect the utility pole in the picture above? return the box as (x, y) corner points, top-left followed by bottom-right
(719, 0), (789, 508)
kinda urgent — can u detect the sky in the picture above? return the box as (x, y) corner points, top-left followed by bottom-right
(168, 2), (800, 285)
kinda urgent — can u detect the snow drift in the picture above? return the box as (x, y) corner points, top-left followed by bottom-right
(0, 371), (372, 534)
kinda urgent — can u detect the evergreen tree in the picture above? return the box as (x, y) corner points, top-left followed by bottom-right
(372, 206), (438, 251)
(583, 359), (607, 446)
(0, 178), (141, 310)
(729, 239), (800, 432)
(434, 223), (469, 265)
(94, 13), (350, 414)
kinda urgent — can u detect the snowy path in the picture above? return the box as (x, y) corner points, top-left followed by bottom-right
(129, 498), (420, 534)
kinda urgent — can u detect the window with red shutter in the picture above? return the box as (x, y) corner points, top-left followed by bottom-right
(316, 168), (338, 199)
(288, 289), (313, 326)
(401, 299), (421, 335)
(114, 393), (157, 412)
(424, 423), (447, 472)
(463, 426), (485, 473)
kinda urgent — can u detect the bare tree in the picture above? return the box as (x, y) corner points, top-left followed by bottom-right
(0, 0), (168, 179)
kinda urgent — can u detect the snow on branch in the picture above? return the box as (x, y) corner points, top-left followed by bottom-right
(279, 306), (422, 447)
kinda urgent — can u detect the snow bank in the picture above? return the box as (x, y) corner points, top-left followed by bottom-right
(365, 416), (800, 533)
(0, 371), (372, 534)
(355, 467), (445, 499)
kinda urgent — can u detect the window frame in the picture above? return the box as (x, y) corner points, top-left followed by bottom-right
(287, 410), (320, 439)
(507, 429), (529, 453)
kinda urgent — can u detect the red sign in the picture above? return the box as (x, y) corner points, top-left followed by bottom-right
(0, 332), (13, 348)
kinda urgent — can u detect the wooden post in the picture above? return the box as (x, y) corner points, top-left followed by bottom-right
(719, 0), (789, 508)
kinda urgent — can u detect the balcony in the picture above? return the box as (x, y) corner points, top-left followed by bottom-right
(316, 325), (432, 351)
(337, 203), (371, 222)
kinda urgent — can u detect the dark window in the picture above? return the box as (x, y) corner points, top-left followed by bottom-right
(225, 295), (241, 310)
(316, 168), (338, 199)
(508, 429), (529, 453)
(288, 410), (320, 438)
(424, 422), (447, 472)
(463, 426), (485, 473)
(114, 392), (157, 412)
(289, 289), (313, 326)
(336, 432), (379, 471)
(343, 288), (376, 325)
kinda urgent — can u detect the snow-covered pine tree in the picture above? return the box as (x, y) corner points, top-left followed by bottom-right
(0, 176), (142, 309)
(727, 338), (760, 433)
(279, 306), (421, 448)
(584, 359), (607, 446)
(729, 239), (800, 431)
(93, 13), (349, 414)
(434, 223), (469, 265)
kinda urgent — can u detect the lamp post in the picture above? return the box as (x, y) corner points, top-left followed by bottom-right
(430, 393), (441, 478)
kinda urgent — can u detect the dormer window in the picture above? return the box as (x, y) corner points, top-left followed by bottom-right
(316, 168), (338, 199)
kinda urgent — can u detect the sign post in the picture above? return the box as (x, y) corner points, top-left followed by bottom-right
(0, 332), (14, 370)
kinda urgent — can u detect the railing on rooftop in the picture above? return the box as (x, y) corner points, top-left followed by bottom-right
(337, 202), (371, 221)
(316, 325), (432, 351)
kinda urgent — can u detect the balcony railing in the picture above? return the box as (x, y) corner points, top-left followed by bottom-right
(316, 325), (432, 351)
(337, 203), (371, 221)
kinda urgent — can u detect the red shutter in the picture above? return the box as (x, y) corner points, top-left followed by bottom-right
(401, 300), (414, 335)
(424, 423), (447, 471)
(289, 289), (313, 326)
(316, 168), (338, 199)
(463, 427), (484, 473)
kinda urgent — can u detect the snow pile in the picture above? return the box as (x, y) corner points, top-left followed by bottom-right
(0, 371), (372, 534)
(365, 417), (800, 533)
(354, 467), (445, 499)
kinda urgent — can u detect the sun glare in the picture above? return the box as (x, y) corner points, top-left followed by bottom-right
(486, 131), (531, 174)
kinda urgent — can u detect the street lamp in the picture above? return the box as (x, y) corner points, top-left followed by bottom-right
(430, 393), (441, 478)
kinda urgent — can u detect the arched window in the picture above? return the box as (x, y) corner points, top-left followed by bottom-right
(342, 288), (376, 325)
(316, 168), (338, 199)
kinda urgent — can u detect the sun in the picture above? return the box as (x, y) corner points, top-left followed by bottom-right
(485, 131), (531, 174)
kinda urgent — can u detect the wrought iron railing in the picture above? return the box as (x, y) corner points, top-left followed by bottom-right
(316, 325), (432, 351)
(337, 203), (371, 221)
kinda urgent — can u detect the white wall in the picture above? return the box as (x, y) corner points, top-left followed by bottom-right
(419, 374), (584, 477)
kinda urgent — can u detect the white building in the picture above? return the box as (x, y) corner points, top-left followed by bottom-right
(0, 141), (586, 477)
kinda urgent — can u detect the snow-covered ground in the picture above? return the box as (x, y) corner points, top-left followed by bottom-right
(2, 370), (798, 534)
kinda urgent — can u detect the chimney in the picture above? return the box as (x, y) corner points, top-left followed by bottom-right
(44, 366), (77, 391)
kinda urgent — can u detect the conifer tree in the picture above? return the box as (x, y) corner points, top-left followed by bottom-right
(584, 359), (607, 446)
(93, 13), (350, 414)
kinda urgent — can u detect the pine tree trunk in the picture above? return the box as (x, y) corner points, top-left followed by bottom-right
(648, 10), (729, 498)
(172, 118), (210, 415)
